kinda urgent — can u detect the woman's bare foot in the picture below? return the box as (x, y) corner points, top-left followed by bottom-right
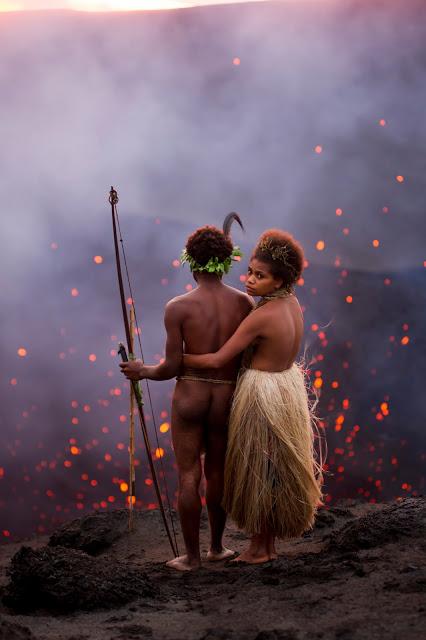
(166, 554), (201, 572)
(230, 549), (278, 564)
(206, 547), (235, 562)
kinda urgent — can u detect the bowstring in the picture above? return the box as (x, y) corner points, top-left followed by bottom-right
(114, 204), (179, 555)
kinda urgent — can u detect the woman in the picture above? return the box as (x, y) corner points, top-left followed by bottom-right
(184, 229), (325, 564)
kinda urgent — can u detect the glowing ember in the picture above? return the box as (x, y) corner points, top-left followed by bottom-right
(346, 296), (353, 304)
(372, 239), (380, 247)
(17, 348), (27, 357)
(379, 118), (387, 126)
(120, 482), (128, 492)
(335, 208), (343, 216)
(396, 175), (404, 183)
(88, 354), (97, 362)
(401, 336), (409, 345)
(93, 255), (103, 264)
(316, 240), (325, 251)
(155, 447), (165, 458)
(159, 422), (170, 433)
(314, 145), (323, 154)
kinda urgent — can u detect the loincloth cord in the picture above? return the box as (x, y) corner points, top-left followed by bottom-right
(176, 375), (236, 385)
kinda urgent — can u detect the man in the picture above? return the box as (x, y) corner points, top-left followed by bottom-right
(120, 215), (253, 571)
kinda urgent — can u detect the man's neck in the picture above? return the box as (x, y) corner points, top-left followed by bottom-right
(195, 273), (223, 288)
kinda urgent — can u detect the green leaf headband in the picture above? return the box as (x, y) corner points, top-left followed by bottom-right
(180, 246), (243, 275)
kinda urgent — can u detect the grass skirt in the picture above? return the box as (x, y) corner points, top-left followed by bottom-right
(223, 364), (324, 539)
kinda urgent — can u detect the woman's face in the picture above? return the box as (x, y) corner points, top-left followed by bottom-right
(245, 258), (283, 297)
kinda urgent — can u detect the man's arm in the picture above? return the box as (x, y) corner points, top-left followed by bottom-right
(120, 300), (184, 381)
(183, 311), (261, 370)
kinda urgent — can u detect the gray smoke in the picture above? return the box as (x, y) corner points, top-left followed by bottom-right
(1, 0), (425, 538)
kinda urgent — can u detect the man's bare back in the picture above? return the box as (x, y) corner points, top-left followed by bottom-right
(168, 276), (252, 570)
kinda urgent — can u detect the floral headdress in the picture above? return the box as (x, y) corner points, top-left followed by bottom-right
(180, 246), (242, 275)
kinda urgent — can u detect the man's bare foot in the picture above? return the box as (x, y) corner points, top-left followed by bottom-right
(206, 547), (235, 562)
(166, 554), (201, 572)
(230, 550), (278, 565)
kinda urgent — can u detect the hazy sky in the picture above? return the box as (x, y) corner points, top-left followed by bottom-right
(0, 0), (286, 12)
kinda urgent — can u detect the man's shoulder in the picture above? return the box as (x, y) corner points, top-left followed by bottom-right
(224, 284), (254, 306)
(165, 291), (199, 315)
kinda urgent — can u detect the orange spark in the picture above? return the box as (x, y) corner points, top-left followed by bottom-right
(372, 239), (380, 247)
(88, 354), (97, 362)
(93, 255), (103, 264)
(396, 175), (404, 183)
(314, 145), (323, 154)
(316, 240), (325, 251)
(346, 295), (353, 304)
(335, 208), (343, 216)
(17, 348), (27, 357)
(159, 422), (170, 433)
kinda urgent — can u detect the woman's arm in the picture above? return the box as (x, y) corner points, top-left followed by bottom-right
(184, 312), (260, 370)
(120, 300), (183, 381)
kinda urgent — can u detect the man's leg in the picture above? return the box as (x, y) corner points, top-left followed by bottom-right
(167, 383), (207, 571)
(204, 385), (235, 561)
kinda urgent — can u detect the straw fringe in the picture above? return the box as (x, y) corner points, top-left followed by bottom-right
(223, 363), (325, 539)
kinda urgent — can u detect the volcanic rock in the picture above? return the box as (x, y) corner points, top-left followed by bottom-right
(0, 497), (425, 639)
(0, 615), (36, 640)
(48, 509), (129, 555)
(326, 497), (426, 552)
(2, 545), (154, 613)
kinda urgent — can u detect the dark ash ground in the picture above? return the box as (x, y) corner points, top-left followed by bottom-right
(0, 497), (425, 640)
